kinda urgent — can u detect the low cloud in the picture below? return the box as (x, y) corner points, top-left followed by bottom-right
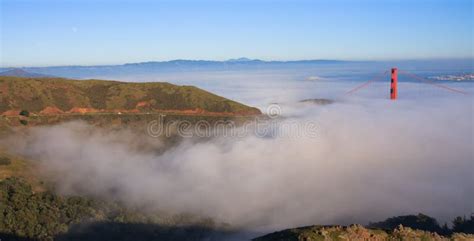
(3, 92), (473, 234)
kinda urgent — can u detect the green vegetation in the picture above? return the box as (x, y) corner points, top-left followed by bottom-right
(19, 110), (30, 117)
(0, 177), (98, 240)
(0, 178), (232, 241)
(0, 76), (260, 115)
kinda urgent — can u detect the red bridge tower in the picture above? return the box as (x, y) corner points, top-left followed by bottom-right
(390, 68), (398, 100)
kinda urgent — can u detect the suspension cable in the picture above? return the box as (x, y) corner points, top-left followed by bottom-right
(345, 71), (388, 95)
(398, 70), (469, 95)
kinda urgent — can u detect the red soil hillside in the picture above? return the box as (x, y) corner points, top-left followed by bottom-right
(0, 76), (261, 116)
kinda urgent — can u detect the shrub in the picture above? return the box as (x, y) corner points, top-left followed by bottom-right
(19, 110), (30, 117)
(452, 215), (474, 234)
(0, 157), (11, 165)
(368, 213), (446, 234)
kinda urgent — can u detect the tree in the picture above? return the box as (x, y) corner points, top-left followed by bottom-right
(19, 110), (30, 117)
(368, 213), (444, 234)
(452, 215), (474, 234)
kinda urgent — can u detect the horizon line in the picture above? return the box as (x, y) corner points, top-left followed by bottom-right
(1, 57), (473, 69)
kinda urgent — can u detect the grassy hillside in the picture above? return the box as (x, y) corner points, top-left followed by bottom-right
(0, 150), (43, 192)
(0, 76), (260, 115)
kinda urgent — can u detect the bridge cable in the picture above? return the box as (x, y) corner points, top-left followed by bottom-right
(398, 70), (469, 95)
(345, 71), (389, 95)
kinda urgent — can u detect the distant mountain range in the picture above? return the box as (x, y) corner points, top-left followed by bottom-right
(0, 69), (55, 78)
(120, 58), (346, 67)
(0, 58), (350, 79)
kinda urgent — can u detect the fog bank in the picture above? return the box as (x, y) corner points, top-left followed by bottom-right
(4, 94), (473, 232)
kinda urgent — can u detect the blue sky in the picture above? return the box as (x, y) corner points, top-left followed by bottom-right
(1, 0), (473, 67)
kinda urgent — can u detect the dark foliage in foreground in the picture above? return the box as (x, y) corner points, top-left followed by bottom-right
(0, 177), (101, 240)
(54, 222), (231, 241)
(0, 178), (231, 241)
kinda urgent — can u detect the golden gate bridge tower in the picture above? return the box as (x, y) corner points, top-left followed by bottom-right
(390, 68), (398, 100)
(345, 68), (468, 99)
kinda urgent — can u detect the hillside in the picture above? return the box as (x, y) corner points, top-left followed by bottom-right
(0, 76), (261, 116)
(253, 224), (474, 241)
